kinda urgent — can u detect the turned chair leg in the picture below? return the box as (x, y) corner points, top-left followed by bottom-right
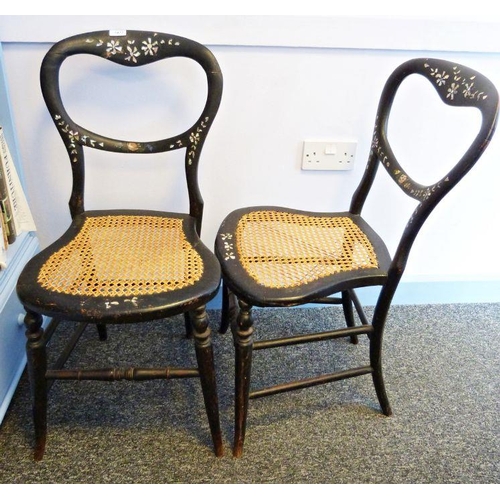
(191, 306), (223, 457)
(24, 310), (48, 461)
(232, 299), (254, 458)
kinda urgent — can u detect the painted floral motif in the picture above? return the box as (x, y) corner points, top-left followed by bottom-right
(106, 40), (122, 55)
(55, 34), (209, 164)
(142, 38), (158, 56)
(424, 62), (488, 101)
(371, 61), (483, 201)
(85, 33), (181, 65)
(54, 114), (105, 162)
(435, 72), (449, 87)
(220, 233), (235, 260)
(187, 117), (210, 165)
(371, 123), (392, 175)
(125, 45), (141, 63)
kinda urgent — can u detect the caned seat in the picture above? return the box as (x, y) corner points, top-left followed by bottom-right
(215, 58), (499, 457)
(21, 211), (218, 322)
(16, 30), (223, 460)
(218, 208), (390, 304)
(38, 215), (203, 298)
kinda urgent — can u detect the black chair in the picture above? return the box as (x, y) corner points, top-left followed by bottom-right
(215, 58), (499, 457)
(17, 30), (224, 460)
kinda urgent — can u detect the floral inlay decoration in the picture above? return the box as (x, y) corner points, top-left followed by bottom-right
(370, 60), (488, 203)
(423, 63), (488, 102)
(53, 33), (211, 164)
(220, 233), (235, 261)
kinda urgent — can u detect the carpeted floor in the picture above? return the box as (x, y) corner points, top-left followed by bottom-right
(0, 303), (498, 484)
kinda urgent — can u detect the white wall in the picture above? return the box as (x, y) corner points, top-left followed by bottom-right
(1, 15), (500, 303)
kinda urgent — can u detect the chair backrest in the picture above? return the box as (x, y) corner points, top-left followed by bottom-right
(350, 58), (498, 277)
(40, 30), (223, 232)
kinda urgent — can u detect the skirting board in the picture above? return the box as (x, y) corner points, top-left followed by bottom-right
(206, 280), (500, 309)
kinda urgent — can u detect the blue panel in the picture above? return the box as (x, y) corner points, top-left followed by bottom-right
(0, 42), (40, 423)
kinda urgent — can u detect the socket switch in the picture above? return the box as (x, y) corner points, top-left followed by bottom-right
(301, 141), (357, 171)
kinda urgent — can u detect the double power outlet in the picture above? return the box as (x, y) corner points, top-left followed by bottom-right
(301, 141), (357, 171)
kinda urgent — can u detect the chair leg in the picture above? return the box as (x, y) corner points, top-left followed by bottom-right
(184, 312), (194, 339)
(191, 306), (223, 457)
(219, 281), (230, 334)
(96, 324), (107, 341)
(370, 326), (392, 417)
(233, 299), (254, 458)
(342, 290), (358, 344)
(24, 310), (48, 461)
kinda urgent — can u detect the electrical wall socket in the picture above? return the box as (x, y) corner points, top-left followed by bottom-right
(301, 141), (357, 171)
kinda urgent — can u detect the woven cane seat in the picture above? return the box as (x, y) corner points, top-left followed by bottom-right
(18, 210), (221, 323)
(216, 207), (391, 306)
(234, 210), (378, 289)
(38, 214), (203, 297)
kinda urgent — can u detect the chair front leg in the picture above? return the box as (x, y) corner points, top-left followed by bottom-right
(24, 310), (48, 461)
(232, 299), (254, 458)
(191, 306), (223, 457)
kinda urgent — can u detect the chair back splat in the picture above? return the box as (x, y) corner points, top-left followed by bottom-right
(353, 59), (499, 325)
(41, 31), (222, 231)
(16, 30), (224, 460)
(215, 58), (499, 457)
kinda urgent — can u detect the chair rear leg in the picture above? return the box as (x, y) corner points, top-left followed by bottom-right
(219, 281), (230, 333)
(96, 323), (107, 341)
(342, 290), (358, 344)
(233, 300), (254, 458)
(191, 306), (223, 457)
(370, 326), (392, 416)
(184, 312), (194, 339)
(24, 310), (48, 461)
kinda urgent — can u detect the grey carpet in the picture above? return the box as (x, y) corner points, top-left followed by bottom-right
(0, 303), (498, 484)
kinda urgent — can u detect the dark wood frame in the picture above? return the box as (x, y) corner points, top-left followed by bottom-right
(215, 58), (499, 457)
(16, 30), (224, 460)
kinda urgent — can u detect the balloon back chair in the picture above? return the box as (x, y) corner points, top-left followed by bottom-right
(215, 58), (499, 457)
(17, 30), (223, 460)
